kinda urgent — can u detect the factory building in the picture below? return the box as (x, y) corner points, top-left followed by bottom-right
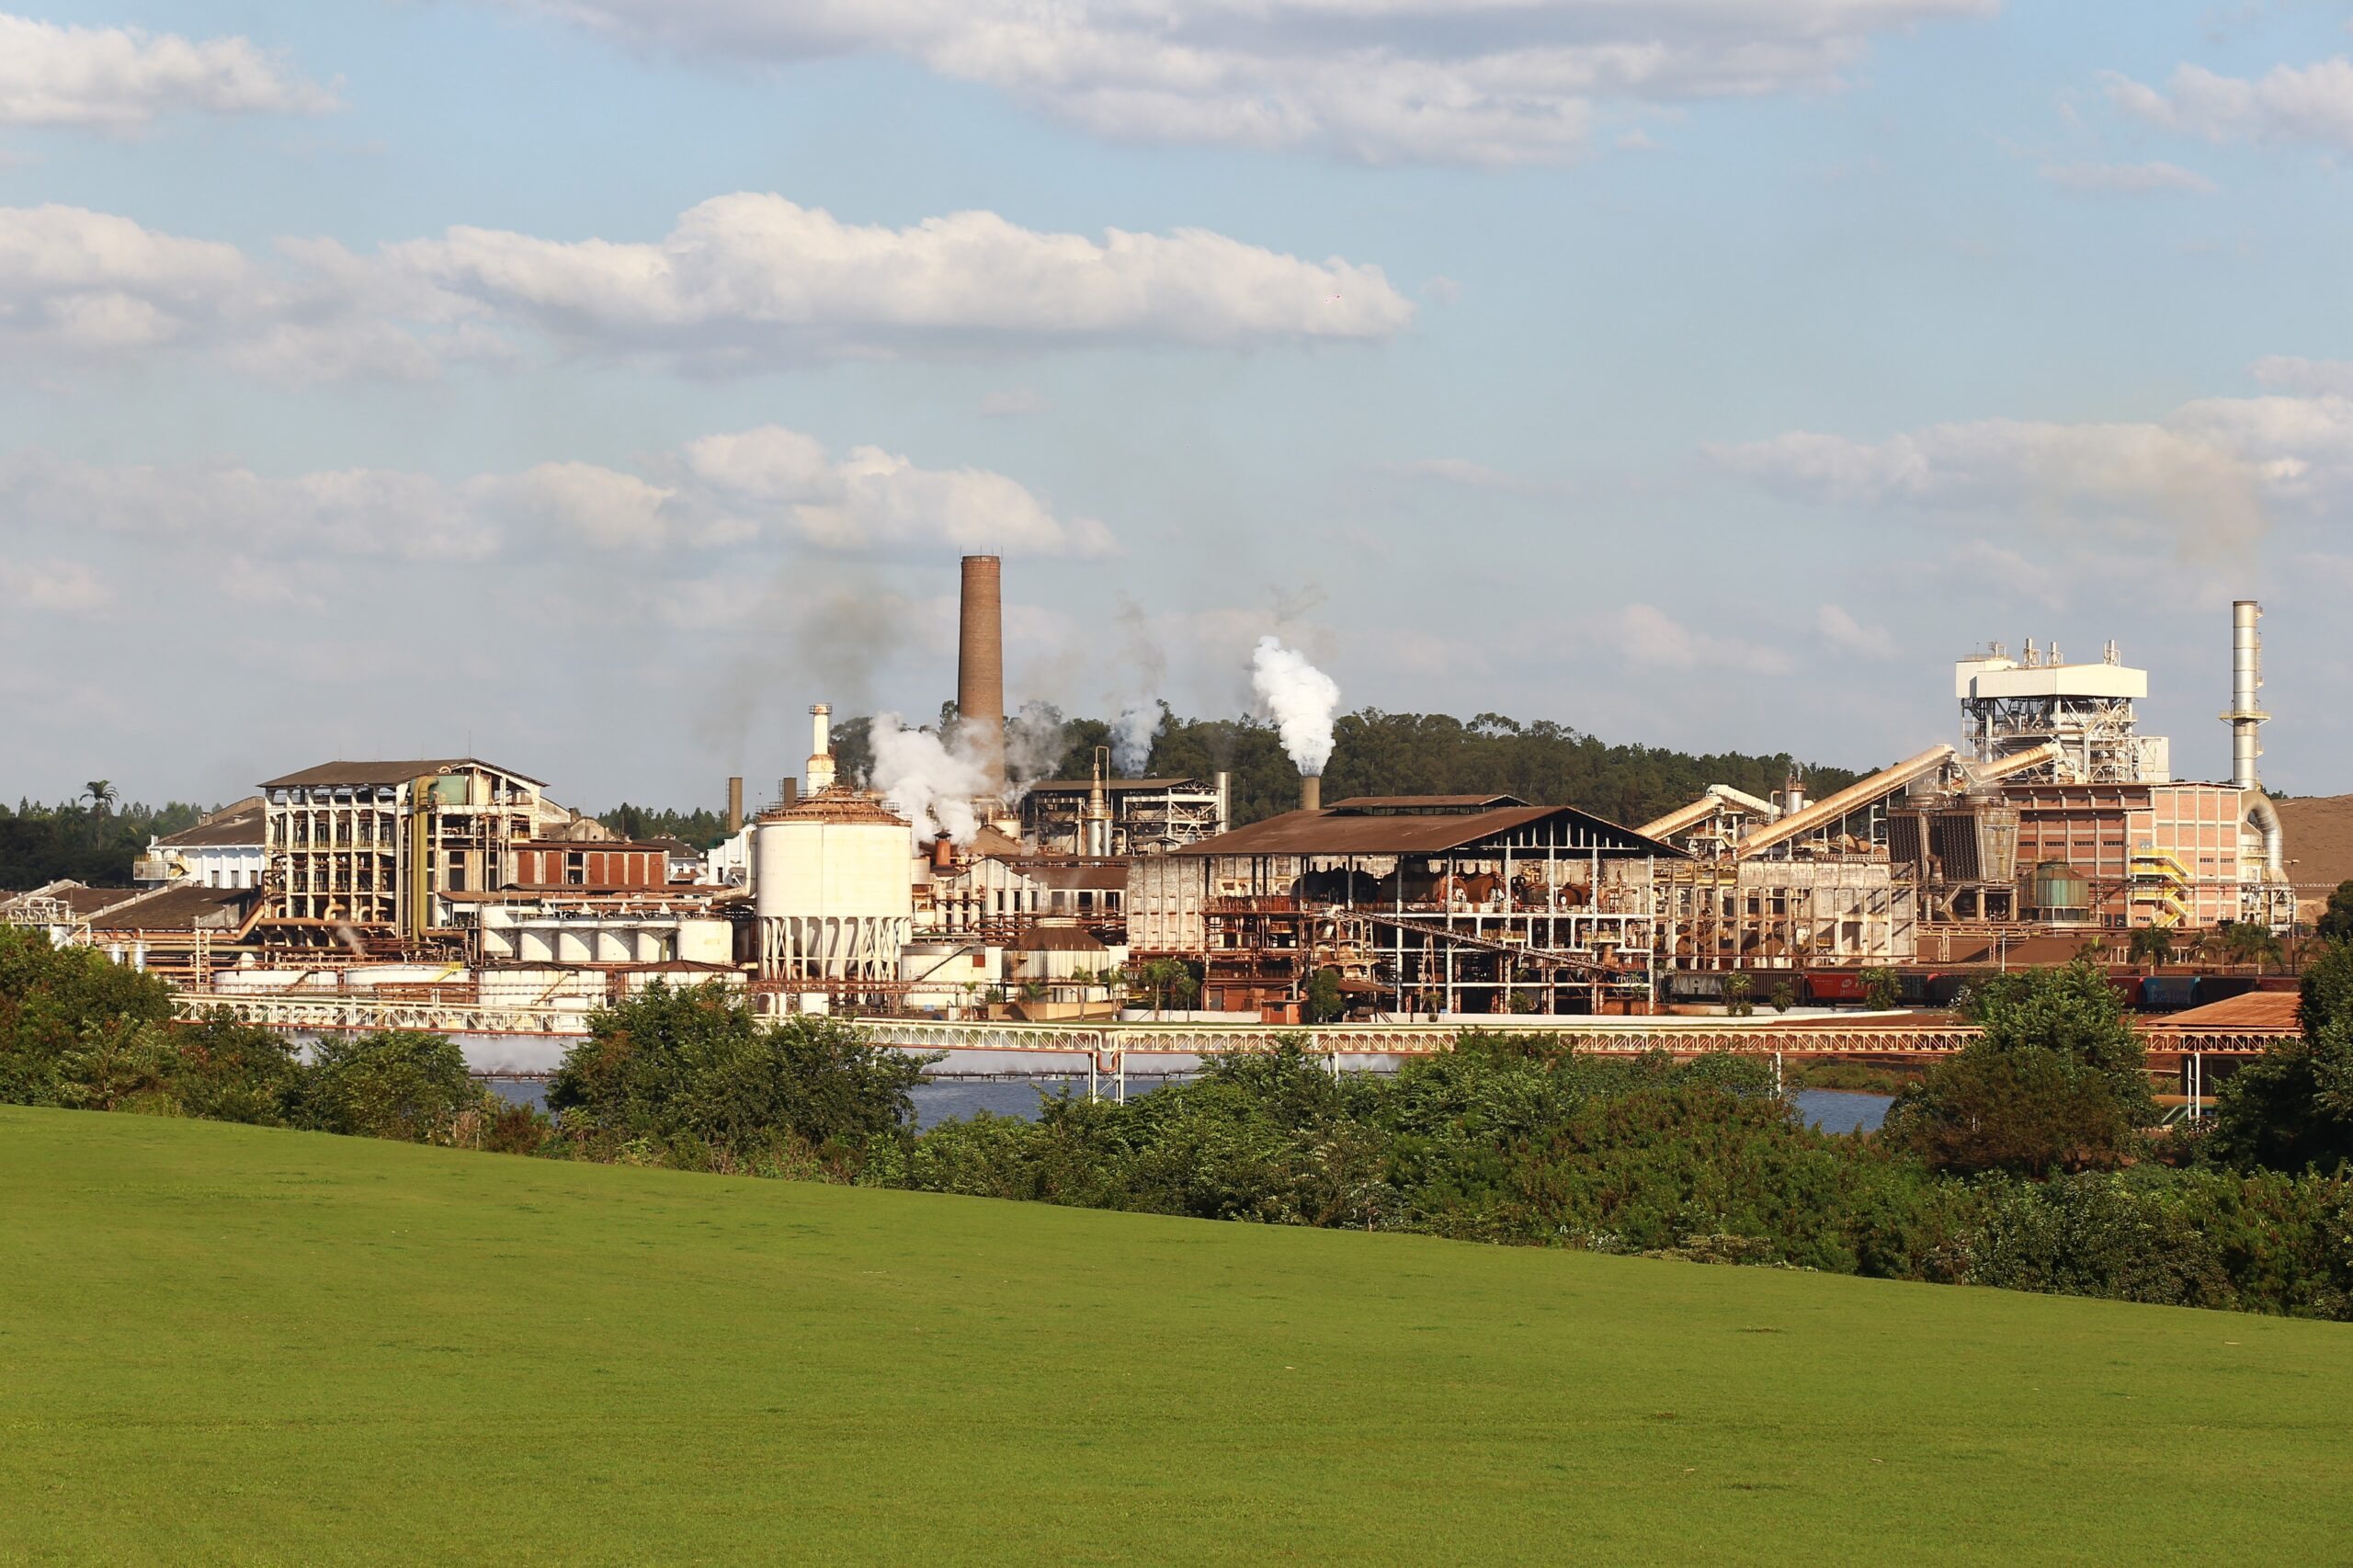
(1128, 794), (1673, 1018)
(134, 798), (266, 890)
(1019, 773), (1230, 857)
(258, 759), (550, 945)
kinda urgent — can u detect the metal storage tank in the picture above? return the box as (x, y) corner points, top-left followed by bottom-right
(2022, 860), (2090, 921)
(752, 790), (914, 983)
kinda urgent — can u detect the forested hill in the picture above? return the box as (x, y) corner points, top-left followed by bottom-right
(829, 709), (1860, 833)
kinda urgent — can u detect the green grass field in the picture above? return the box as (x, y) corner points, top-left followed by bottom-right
(4, 1108), (2349, 1566)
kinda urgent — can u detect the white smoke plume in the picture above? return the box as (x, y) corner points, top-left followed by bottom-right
(1250, 635), (1341, 777)
(1003, 701), (1068, 804)
(1108, 596), (1166, 777)
(1111, 703), (1158, 777)
(866, 713), (989, 845)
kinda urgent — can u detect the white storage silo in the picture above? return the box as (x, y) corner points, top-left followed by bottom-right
(753, 790), (914, 983)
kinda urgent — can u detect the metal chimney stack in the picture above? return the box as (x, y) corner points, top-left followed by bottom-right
(958, 554), (1006, 799)
(726, 777), (744, 835)
(1300, 775), (1322, 813)
(2225, 600), (2267, 790)
(807, 703), (836, 793)
(1085, 745), (1112, 857)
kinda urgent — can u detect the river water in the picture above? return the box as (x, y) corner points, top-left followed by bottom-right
(487, 1078), (1892, 1134)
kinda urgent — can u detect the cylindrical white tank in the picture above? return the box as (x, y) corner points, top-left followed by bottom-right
(753, 792), (914, 982)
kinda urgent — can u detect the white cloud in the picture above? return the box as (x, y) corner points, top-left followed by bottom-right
(979, 386), (1049, 417)
(0, 555), (109, 612)
(0, 426), (1114, 566)
(1581, 603), (1793, 675)
(1815, 603), (1893, 658)
(0, 12), (334, 131)
(2105, 57), (2353, 150)
(2252, 356), (2353, 396)
(1384, 456), (1558, 498)
(2039, 159), (2216, 195)
(1709, 392), (2353, 553)
(1944, 539), (2069, 610)
(388, 194), (1413, 362)
(496, 0), (1993, 165)
(0, 197), (1408, 381)
(0, 206), (494, 383)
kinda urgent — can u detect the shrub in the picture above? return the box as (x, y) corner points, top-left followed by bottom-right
(1885, 961), (2154, 1175)
(300, 1029), (485, 1142)
(2204, 940), (2353, 1175)
(547, 983), (931, 1172)
(0, 925), (176, 1107)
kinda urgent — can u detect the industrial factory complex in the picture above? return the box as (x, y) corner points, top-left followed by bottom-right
(0, 558), (2314, 1033)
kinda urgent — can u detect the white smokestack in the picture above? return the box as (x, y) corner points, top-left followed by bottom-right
(2227, 599), (2265, 790)
(1250, 635), (1340, 778)
(807, 703), (836, 793)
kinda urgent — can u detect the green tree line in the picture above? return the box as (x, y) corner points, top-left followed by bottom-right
(830, 706), (1859, 829)
(0, 791), (208, 890)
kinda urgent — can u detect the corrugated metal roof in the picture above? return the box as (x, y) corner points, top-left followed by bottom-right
(756, 787), (909, 827)
(1324, 794), (1529, 812)
(990, 859), (1128, 891)
(157, 798), (265, 847)
(1013, 925), (1109, 952)
(1169, 803), (1680, 858)
(259, 758), (546, 789)
(1026, 778), (1210, 794)
(82, 884), (254, 931)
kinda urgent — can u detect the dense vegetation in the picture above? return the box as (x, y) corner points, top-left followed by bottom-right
(0, 792), (206, 890)
(0, 926), (520, 1145)
(595, 802), (731, 848)
(10, 923), (2353, 1319)
(829, 706), (1859, 828)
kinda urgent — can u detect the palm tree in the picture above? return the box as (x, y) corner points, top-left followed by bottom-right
(84, 780), (116, 816)
(2126, 926), (2173, 972)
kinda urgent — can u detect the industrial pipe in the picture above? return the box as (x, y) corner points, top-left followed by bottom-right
(2227, 599), (2265, 790)
(2245, 790), (2285, 880)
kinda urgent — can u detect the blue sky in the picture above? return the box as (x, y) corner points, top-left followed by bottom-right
(6, 0), (2352, 812)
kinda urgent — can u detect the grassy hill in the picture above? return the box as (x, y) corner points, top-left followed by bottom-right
(5, 1108), (2349, 1565)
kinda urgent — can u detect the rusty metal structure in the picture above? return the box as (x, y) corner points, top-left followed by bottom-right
(1129, 795), (1672, 1017)
(257, 759), (545, 949)
(1017, 772), (1229, 857)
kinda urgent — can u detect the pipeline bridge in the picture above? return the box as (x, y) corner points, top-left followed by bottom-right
(168, 988), (2288, 1076)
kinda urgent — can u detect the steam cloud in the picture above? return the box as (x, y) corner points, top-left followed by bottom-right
(1250, 635), (1340, 777)
(1108, 595), (1167, 777)
(1003, 701), (1068, 803)
(866, 713), (989, 845)
(1111, 704), (1158, 777)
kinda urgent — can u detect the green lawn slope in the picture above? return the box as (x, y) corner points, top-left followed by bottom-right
(4, 1107), (2348, 1566)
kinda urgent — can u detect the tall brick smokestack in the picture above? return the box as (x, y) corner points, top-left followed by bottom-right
(958, 554), (1006, 798)
(726, 777), (744, 835)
